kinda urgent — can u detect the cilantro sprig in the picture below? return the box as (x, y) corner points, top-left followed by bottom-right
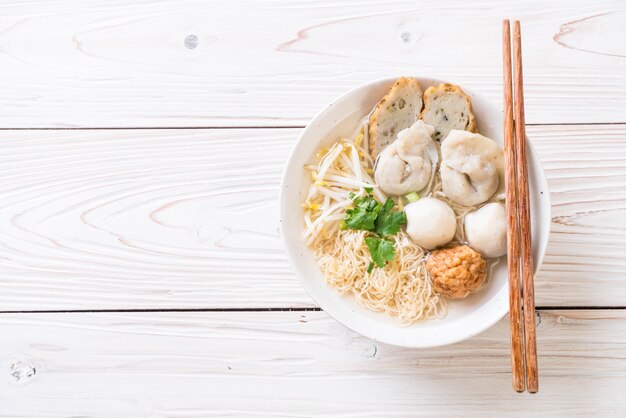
(375, 198), (406, 237)
(343, 192), (406, 272)
(364, 237), (396, 273)
(344, 193), (380, 231)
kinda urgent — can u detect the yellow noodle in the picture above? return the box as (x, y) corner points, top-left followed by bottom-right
(311, 229), (447, 325)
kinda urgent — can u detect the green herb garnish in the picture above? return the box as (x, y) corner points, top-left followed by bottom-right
(375, 198), (407, 237)
(344, 194), (380, 231)
(344, 192), (406, 272)
(365, 237), (396, 272)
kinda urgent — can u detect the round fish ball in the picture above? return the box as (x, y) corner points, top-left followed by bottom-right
(427, 245), (486, 299)
(404, 198), (456, 250)
(464, 202), (507, 258)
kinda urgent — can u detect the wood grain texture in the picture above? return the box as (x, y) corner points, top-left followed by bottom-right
(0, 128), (299, 310)
(0, 125), (626, 310)
(502, 19), (524, 393)
(0, 125), (625, 310)
(0, 0), (625, 128)
(531, 124), (626, 306)
(0, 310), (625, 417)
(513, 20), (538, 393)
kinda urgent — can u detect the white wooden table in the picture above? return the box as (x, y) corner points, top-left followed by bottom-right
(1, 1), (625, 416)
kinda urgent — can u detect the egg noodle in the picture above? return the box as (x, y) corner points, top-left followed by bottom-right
(302, 124), (446, 324)
(314, 229), (446, 324)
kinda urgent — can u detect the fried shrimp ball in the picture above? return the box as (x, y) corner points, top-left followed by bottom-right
(426, 245), (486, 299)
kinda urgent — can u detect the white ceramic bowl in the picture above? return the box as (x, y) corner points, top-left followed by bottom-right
(280, 77), (550, 348)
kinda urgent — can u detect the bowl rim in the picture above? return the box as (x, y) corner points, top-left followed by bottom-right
(279, 76), (551, 348)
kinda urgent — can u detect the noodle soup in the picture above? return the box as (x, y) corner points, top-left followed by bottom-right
(302, 77), (507, 325)
(280, 75), (550, 346)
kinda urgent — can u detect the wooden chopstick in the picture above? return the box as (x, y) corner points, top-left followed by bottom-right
(513, 20), (538, 394)
(502, 19), (525, 393)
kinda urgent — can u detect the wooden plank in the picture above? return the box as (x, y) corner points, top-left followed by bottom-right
(0, 0), (625, 128)
(0, 125), (625, 310)
(0, 310), (625, 417)
(0, 128), (302, 310)
(531, 125), (626, 306)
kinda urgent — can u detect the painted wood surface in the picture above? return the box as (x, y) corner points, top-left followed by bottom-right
(0, 125), (624, 310)
(0, 0), (625, 128)
(1, 310), (625, 417)
(0, 0), (624, 414)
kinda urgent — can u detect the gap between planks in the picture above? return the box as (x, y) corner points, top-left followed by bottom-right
(0, 122), (625, 131)
(1, 306), (625, 314)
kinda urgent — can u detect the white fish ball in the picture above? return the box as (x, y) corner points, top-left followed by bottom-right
(405, 198), (456, 250)
(464, 202), (507, 258)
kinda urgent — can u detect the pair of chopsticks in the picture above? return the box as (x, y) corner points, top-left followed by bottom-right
(502, 20), (538, 394)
